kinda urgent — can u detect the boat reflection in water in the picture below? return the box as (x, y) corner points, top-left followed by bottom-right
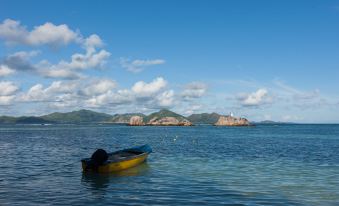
(81, 162), (150, 191)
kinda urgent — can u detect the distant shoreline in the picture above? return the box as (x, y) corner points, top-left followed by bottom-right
(1, 109), (336, 125)
(1, 122), (338, 126)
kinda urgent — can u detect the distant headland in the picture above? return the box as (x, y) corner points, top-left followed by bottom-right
(0, 109), (255, 126)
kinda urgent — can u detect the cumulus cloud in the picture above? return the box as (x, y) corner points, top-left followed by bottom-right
(0, 81), (19, 105)
(21, 84), (46, 102)
(0, 20), (110, 79)
(44, 81), (79, 94)
(0, 95), (16, 105)
(56, 49), (111, 70)
(20, 81), (79, 102)
(181, 82), (208, 99)
(38, 67), (83, 79)
(84, 34), (103, 51)
(0, 40), (110, 80)
(1, 51), (39, 72)
(38, 42), (111, 76)
(85, 89), (134, 108)
(11, 74), (176, 111)
(157, 90), (175, 107)
(237, 88), (272, 107)
(131, 77), (167, 97)
(0, 81), (19, 96)
(82, 79), (117, 96)
(0, 64), (15, 76)
(18, 78), (120, 107)
(0, 19), (80, 46)
(0, 50), (86, 79)
(183, 104), (202, 116)
(84, 77), (172, 108)
(120, 58), (165, 73)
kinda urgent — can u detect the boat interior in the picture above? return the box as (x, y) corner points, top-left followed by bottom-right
(108, 150), (144, 162)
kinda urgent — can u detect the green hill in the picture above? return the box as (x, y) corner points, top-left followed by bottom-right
(145, 109), (188, 122)
(41, 109), (113, 123)
(0, 109), (233, 125)
(106, 113), (146, 123)
(187, 112), (221, 124)
(16, 117), (54, 124)
(0, 116), (54, 124)
(0, 116), (19, 124)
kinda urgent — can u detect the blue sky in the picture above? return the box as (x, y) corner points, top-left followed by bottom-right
(0, 0), (339, 123)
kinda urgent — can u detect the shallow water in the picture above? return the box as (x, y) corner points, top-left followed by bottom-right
(0, 124), (339, 205)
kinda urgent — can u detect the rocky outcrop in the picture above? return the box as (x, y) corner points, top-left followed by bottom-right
(147, 117), (193, 126)
(214, 115), (251, 126)
(128, 116), (145, 126)
(107, 113), (146, 123)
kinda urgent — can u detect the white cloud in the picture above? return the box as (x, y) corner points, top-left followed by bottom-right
(0, 81), (19, 96)
(42, 48), (111, 72)
(82, 79), (117, 96)
(157, 90), (175, 107)
(181, 82), (208, 99)
(1, 47), (111, 79)
(28, 22), (80, 46)
(0, 19), (80, 46)
(0, 95), (15, 105)
(0, 81), (19, 105)
(21, 84), (46, 102)
(1, 50), (39, 72)
(0, 20), (111, 80)
(0, 65), (15, 76)
(46, 34), (111, 72)
(12, 76), (191, 113)
(34, 35), (110, 79)
(44, 81), (79, 94)
(85, 89), (134, 108)
(237, 88), (272, 107)
(132, 77), (167, 97)
(38, 67), (83, 79)
(120, 58), (165, 72)
(84, 77), (171, 108)
(9, 50), (39, 60)
(84, 34), (103, 51)
(183, 104), (202, 115)
(20, 81), (79, 102)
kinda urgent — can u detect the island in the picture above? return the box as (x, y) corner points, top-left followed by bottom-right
(214, 115), (251, 126)
(0, 109), (254, 126)
(128, 109), (192, 126)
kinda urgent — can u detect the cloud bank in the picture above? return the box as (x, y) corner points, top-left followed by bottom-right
(0, 19), (80, 46)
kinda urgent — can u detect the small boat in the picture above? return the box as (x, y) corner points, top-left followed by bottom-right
(81, 145), (152, 173)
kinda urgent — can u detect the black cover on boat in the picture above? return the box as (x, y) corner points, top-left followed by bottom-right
(91, 149), (108, 165)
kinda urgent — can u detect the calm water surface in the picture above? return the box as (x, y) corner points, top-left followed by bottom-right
(0, 124), (339, 205)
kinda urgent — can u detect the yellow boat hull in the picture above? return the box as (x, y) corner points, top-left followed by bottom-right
(83, 153), (148, 173)
(82, 144), (152, 173)
(82, 154), (150, 173)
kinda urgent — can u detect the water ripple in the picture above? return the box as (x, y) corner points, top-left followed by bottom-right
(0, 124), (339, 205)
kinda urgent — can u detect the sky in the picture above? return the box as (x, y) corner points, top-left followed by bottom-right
(0, 0), (339, 123)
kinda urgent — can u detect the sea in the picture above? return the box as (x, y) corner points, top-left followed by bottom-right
(0, 124), (338, 206)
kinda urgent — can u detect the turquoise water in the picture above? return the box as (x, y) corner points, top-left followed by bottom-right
(0, 124), (339, 205)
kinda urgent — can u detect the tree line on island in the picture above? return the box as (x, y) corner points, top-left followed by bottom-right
(0, 109), (265, 126)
